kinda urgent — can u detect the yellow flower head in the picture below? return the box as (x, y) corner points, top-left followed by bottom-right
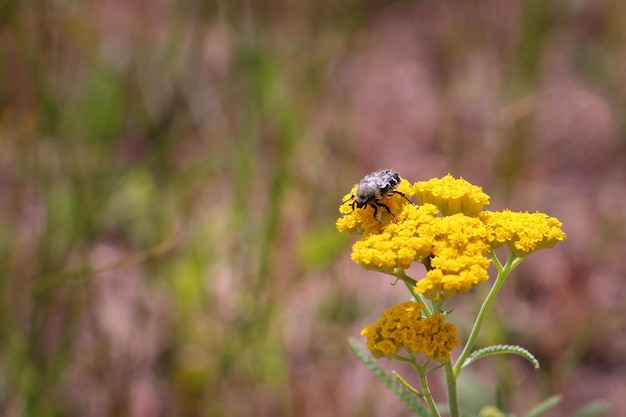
(414, 174), (490, 216)
(413, 214), (492, 301)
(336, 178), (414, 235)
(480, 210), (566, 257)
(337, 174), (566, 301)
(350, 203), (439, 273)
(361, 302), (460, 362)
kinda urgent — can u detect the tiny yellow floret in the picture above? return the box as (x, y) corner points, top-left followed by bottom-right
(361, 302), (460, 362)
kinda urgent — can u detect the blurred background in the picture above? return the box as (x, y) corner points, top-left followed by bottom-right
(1, 0), (625, 416)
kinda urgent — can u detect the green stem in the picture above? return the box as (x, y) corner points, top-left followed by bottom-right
(411, 358), (441, 417)
(393, 371), (425, 401)
(393, 270), (433, 317)
(394, 269), (417, 287)
(453, 251), (523, 376)
(444, 361), (459, 417)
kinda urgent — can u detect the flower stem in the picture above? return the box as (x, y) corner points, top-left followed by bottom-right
(395, 270), (433, 316)
(444, 361), (459, 417)
(411, 358), (441, 417)
(453, 251), (522, 376)
(393, 371), (426, 401)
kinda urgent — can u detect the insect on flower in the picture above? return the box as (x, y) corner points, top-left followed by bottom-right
(344, 169), (413, 222)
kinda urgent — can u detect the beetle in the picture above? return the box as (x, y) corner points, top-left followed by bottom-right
(344, 169), (412, 221)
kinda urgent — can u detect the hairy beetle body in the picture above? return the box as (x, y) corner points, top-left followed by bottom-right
(346, 169), (412, 221)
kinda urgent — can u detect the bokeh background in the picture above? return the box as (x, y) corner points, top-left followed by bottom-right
(1, 1), (625, 416)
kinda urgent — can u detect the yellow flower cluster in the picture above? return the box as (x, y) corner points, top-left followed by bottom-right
(361, 302), (460, 361)
(414, 214), (492, 300)
(413, 174), (490, 216)
(337, 174), (566, 300)
(480, 209), (566, 257)
(349, 203), (440, 273)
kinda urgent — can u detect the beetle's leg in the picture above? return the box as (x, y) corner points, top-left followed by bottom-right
(375, 202), (395, 219)
(343, 195), (357, 212)
(342, 194), (355, 204)
(371, 203), (380, 222)
(391, 190), (413, 204)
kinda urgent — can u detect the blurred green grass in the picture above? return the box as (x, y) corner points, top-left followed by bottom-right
(1, 2), (360, 416)
(1, 1), (625, 416)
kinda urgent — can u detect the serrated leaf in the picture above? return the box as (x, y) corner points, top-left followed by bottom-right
(348, 338), (432, 417)
(568, 400), (610, 417)
(462, 344), (540, 370)
(523, 395), (561, 417)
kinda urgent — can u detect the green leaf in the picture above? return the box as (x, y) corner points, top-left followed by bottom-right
(523, 395), (561, 417)
(462, 344), (540, 370)
(568, 400), (610, 417)
(347, 338), (433, 417)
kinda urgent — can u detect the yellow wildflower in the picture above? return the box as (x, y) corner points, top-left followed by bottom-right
(413, 214), (492, 300)
(349, 203), (439, 273)
(341, 198), (492, 298)
(416, 262), (491, 300)
(361, 302), (460, 362)
(414, 174), (490, 216)
(337, 174), (565, 300)
(480, 210), (566, 256)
